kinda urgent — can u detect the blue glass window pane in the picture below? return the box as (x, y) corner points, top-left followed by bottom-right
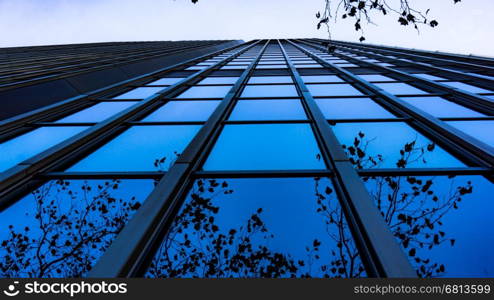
(316, 98), (395, 119)
(447, 120), (494, 147)
(374, 83), (428, 95)
(0, 179), (154, 277)
(256, 65), (288, 69)
(147, 78), (184, 85)
(442, 82), (493, 94)
(177, 86), (231, 99)
(307, 84), (364, 97)
(113, 87), (165, 99)
(198, 77), (239, 84)
(301, 75), (343, 83)
(295, 64), (323, 68)
(248, 76), (293, 84)
(203, 124), (326, 171)
(221, 65), (248, 70)
(241, 85), (298, 98)
(0, 126), (88, 173)
(400, 97), (485, 118)
(229, 99), (306, 121)
(142, 100), (220, 122)
(55, 102), (138, 123)
(68, 125), (201, 172)
(332, 122), (465, 169)
(357, 74), (395, 82)
(412, 74), (445, 81)
(146, 177), (365, 278)
(364, 175), (494, 277)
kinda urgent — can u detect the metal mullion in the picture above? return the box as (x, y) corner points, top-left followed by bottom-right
(87, 40), (271, 278)
(290, 39), (494, 168)
(0, 41), (251, 134)
(278, 39), (416, 278)
(327, 40), (494, 90)
(0, 41), (262, 204)
(298, 40), (494, 114)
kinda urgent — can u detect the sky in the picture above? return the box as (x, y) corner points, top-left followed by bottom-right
(0, 0), (493, 57)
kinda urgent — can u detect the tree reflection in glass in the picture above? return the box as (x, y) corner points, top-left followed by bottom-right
(0, 179), (154, 278)
(146, 178), (366, 278)
(341, 130), (493, 277)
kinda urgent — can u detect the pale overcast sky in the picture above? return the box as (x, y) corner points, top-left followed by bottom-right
(0, 0), (493, 56)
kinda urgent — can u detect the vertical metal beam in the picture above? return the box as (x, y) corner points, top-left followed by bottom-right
(88, 40), (272, 278)
(277, 39), (416, 278)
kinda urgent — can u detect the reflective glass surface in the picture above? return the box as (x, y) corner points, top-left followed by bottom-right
(203, 124), (326, 170)
(177, 86), (232, 99)
(229, 99), (306, 121)
(400, 97), (484, 118)
(307, 84), (364, 97)
(142, 100), (220, 122)
(68, 125), (201, 172)
(146, 177), (365, 278)
(301, 75), (344, 83)
(240, 85), (298, 98)
(198, 77), (239, 84)
(374, 83), (428, 95)
(248, 76), (293, 84)
(357, 74), (396, 82)
(113, 87), (165, 99)
(332, 122), (465, 169)
(0, 126), (88, 173)
(364, 175), (494, 277)
(147, 78), (184, 86)
(442, 82), (493, 94)
(412, 74), (445, 81)
(316, 98), (395, 119)
(55, 102), (138, 123)
(447, 120), (494, 147)
(0, 179), (154, 277)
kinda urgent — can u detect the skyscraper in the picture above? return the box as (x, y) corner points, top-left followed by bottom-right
(0, 39), (493, 278)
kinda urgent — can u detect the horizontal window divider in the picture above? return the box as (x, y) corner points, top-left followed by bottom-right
(223, 119), (310, 125)
(439, 117), (494, 121)
(126, 121), (206, 126)
(193, 169), (333, 178)
(39, 171), (165, 180)
(327, 118), (408, 123)
(357, 167), (493, 177)
(29, 122), (98, 127)
(237, 96), (301, 100)
(168, 97), (224, 101)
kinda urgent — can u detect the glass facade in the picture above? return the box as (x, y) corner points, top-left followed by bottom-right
(0, 39), (493, 279)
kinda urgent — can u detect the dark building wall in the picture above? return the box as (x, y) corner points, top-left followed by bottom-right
(0, 40), (242, 121)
